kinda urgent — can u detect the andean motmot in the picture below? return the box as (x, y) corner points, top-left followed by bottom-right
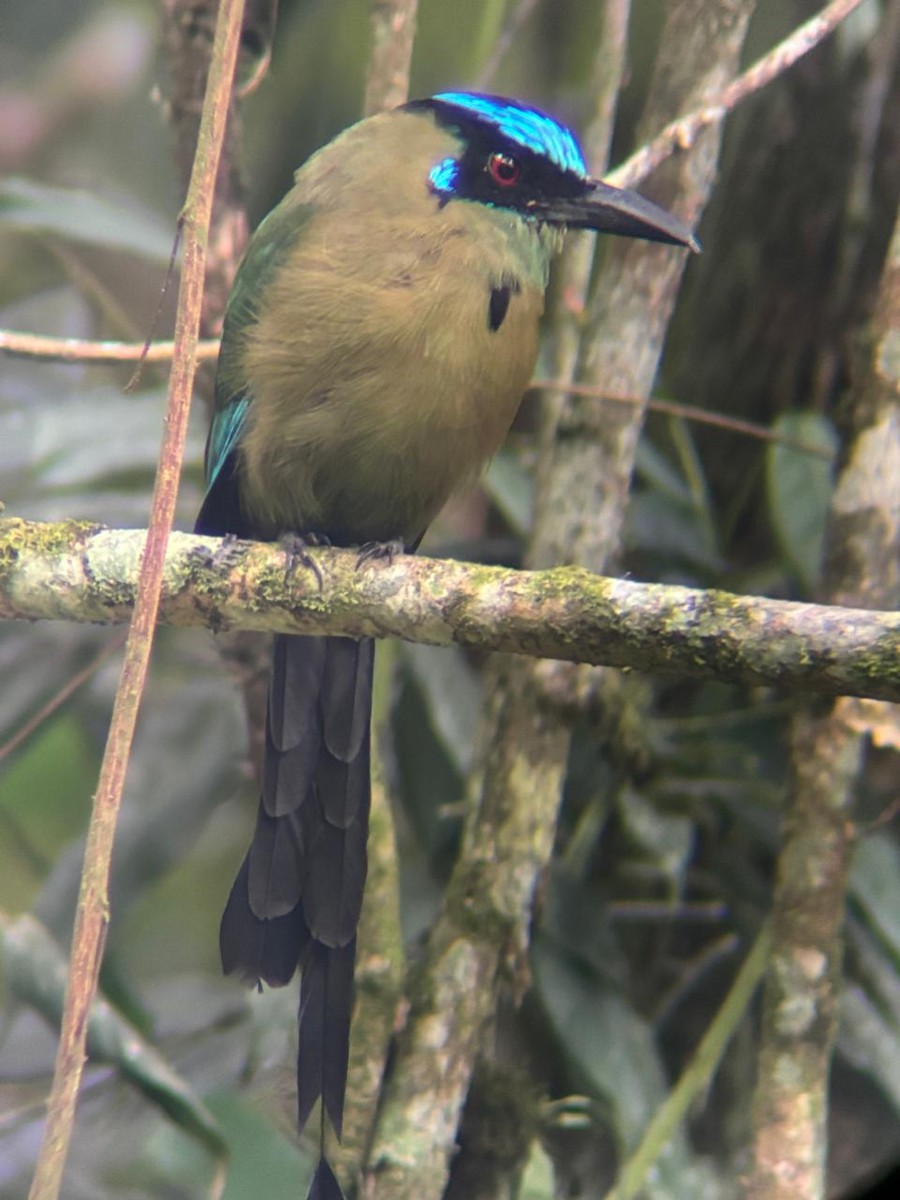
(196, 92), (696, 1198)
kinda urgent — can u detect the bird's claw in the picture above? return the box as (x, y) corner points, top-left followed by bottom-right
(210, 531), (244, 569)
(355, 538), (405, 569)
(280, 532), (327, 590)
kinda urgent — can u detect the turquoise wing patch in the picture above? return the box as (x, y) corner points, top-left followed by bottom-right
(202, 195), (315, 492)
(205, 393), (250, 488)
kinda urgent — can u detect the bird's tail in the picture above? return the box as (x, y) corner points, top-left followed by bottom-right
(219, 632), (374, 1195)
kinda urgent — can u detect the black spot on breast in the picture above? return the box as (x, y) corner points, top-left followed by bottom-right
(487, 287), (508, 331)
(488, 275), (522, 333)
(488, 286), (510, 331)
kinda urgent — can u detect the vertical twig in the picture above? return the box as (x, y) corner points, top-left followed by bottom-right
(26, 4), (246, 1197)
(161, 0), (254, 336)
(363, 0), (419, 118)
(474, 0), (542, 90)
(160, 0), (272, 828)
(530, 0), (632, 570)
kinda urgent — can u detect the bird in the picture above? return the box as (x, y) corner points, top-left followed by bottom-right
(195, 91), (696, 1199)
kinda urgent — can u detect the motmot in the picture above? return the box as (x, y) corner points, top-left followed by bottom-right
(196, 92), (696, 1197)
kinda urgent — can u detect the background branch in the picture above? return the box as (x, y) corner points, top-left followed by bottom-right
(331, 3), (420, 1188)
(0, 329), (220, 363)
(609, 0), (871, 190)
(748, 122), (900, 1200)
(364, 3), (760, 1198)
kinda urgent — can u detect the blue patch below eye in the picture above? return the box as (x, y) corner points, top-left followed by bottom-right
(429, 156), (460, 194)
(434, 92), (588, 178)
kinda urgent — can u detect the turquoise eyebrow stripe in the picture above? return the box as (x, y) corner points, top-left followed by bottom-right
(434, 92), (588, 178)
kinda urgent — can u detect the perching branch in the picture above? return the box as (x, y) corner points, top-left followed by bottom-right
(1, 518), (897, 702)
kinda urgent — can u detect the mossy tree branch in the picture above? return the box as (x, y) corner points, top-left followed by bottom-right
(1, 516), (896, 704)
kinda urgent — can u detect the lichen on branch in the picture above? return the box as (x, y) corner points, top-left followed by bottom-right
(0, 517), (897, 702)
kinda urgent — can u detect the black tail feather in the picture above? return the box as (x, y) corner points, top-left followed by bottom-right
(297, 938), (357, 1136)
(246, 802), (305, 915)
(219, 855), (309, 987)
(308, 1155), (345, 1200)
(219, 631), (374, 1162)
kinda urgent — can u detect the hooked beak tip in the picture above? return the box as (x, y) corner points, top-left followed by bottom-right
(570, 178), (700, 252)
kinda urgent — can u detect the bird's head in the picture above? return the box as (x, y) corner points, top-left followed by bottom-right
(406, 91), (698, 252)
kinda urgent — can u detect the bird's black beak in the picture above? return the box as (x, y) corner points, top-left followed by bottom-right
(545, 179), (700, 251)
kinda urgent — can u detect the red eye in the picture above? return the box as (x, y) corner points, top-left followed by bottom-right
(487, 152), (521, 187)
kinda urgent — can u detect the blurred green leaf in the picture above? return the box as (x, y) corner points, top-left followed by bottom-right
(392, 652), (470, 861)
(627, 491), (726, 573)
(399, 643), (482, 777)
(850, 835), (900, 969)
(616, 786), (694, 891)
(532, 934), (718, 1198)
(765, 412), (838, 592)
(485, 448), (533, 535)
(136, 1089), (311, 1200)
(519, 1138), (555, 1200)
(0, 178), (174, 263)
(630, 439), (725, 575)
(30, 385), (167, 488)
(0, 713), (96, 911)
(34, 630), (247, 946)
(214, 1091), (313, 1200)
(847, 915), (900, 1032)
(635, 439), (696, 505)
(534, 939), (671, 1145)
(0, 913), (226, 1155)
(0, 288), (204, 529)
(839, 984), (900, 1117)
(533, 934), (666, 1145)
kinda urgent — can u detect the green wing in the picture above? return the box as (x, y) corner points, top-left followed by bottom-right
(204, 195), (315, 489)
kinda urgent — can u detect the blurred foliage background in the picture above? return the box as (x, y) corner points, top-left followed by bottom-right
(1, 1), (899, 1198)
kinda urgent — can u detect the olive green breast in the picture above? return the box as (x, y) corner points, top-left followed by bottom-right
(232, 109), (560, 544)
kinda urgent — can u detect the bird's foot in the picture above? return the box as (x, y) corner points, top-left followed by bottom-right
(355, 538), (405, 569)
(279, 531), (330, 590)
(209, 531), (244, 569)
